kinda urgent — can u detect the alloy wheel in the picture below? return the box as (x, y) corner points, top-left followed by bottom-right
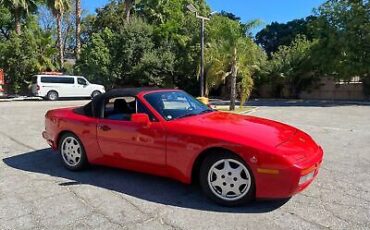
(61, 136), (82, 167)
(207, 159), (251, 201)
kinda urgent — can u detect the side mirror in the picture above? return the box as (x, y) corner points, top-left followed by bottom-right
(131, 113), (151, 126)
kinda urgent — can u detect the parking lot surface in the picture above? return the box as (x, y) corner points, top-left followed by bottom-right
(0, 100), (369, 229)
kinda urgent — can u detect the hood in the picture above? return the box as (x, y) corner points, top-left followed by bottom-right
(172, 111), (297, 148)
(90, 83), (105, 89)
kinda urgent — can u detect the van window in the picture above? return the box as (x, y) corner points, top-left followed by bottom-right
(40, 77), (74, 84)
(77, 78), (87, 85)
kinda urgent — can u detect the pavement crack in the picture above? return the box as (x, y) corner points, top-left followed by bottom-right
(0, 130), (37, 151)
(288, 211), (330, 229)
(64, 186), (127, 229)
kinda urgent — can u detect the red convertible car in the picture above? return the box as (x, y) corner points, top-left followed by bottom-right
(43, 88), (323, 206)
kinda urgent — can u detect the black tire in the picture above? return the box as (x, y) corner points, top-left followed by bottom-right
(199, 151), (255, 206)
(91, 90), (101, 98)
(58, 133), (88, 171)
(47, 90), (59, 101)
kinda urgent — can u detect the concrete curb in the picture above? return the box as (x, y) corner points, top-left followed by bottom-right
(0, 97), (43, 102)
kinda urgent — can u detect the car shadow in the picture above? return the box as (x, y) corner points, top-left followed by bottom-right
(3, 148), (289, 213)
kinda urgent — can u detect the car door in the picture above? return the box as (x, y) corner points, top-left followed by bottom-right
(75, 77), (91, 97)
(62, 77), (77, 97)
(96, 97), (166, 166)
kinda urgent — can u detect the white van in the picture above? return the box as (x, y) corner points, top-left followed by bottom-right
(32, 75), (105, 100)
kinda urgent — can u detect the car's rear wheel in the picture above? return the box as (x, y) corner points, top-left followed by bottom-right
(47, 90), (59, 101)
(91, 90), (101, 98)
(58, 133), (88, 171)
(199, 152), (255, 206)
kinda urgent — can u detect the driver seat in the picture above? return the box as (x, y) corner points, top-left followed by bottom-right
(108, 99), (131, 120)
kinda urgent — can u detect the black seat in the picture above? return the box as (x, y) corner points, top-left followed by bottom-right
(114, 99), (130, 113)
(106, 99), (131, 120)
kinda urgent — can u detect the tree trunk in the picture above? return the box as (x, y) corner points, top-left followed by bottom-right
(205, 80), (209, 97)
(125, 0), (133, 23)
(75, 0), (81, 59)
(57, 13), (64, 70)
(229, 47), (238, 111)
(14, 7), (21, 35)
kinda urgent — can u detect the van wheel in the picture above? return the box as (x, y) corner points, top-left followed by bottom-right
(91, 90), (101, 98)
(47, 91), (59, 101)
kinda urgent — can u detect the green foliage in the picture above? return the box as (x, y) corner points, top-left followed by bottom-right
(0, 6), (12, 39)
(256, 0), (369, 98)
(1, 0), (39, 34)
(311, 0), (370, 79)
(0, 17), (57, 93)
(205, 15), (266, 106)
(75, 18), (175, 89)
(45, 0), (70, 16)
(264, 35), (318, 98)
(255, 16), (316, 55)
(2, 0), (367, 101)
(78, 0), (209, 95)
(75, 27), (114, 87)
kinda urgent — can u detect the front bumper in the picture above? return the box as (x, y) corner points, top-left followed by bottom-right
(42, 131), (56, 149)
(255, 146), (323, 199)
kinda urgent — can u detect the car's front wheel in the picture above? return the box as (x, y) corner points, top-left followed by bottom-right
(199, 152), (255, 206)
(58, 133), (88, 171)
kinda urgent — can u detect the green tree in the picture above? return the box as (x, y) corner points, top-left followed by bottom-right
(255, 16), (316, 55)
(207, 15), (265, 109)
(0, 6), (12, 39)
(1, 0), (38, 34)
(0, 17), (57, 93)
(75, 27), (115, 87)
(46, 0), (71, 69)
(135, 0), (209, 94)
(265, 35), (318, 98)
(124, 0), (137, 23)
(311, 0), (370, 80)
(75, 18), (175, 88)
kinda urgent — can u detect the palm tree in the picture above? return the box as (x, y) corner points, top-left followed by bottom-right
(46, 0), (71, 69)
(75, 0), (81, 59)
(206, 17), (263, 110)
(2, 0), (37, 34)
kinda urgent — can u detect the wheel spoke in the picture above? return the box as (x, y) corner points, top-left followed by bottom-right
(221, 186), (229, 196)
(211, 168), (223, 177)
(223, 160), (232, 171)
(232, 165), (243, 175)
(211, 177), (224, 188)
(230, 185), (242, 196)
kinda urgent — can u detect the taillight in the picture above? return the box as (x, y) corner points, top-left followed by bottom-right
(37, 85), (40, 91)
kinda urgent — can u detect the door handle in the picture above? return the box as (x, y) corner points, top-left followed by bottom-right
(98, 125), (111, 131)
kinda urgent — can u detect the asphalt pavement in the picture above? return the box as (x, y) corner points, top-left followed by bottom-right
(0, 100), (369, 229)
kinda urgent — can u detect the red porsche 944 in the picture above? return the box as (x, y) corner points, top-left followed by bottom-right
(43, 88), (323, 206)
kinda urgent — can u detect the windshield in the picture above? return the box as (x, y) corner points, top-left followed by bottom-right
(144, 91), (213, 120)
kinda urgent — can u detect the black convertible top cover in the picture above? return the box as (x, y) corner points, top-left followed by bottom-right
(75, 87), (171, 118)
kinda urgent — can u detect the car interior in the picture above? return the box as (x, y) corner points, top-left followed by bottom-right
(103, 96), (156, 121)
